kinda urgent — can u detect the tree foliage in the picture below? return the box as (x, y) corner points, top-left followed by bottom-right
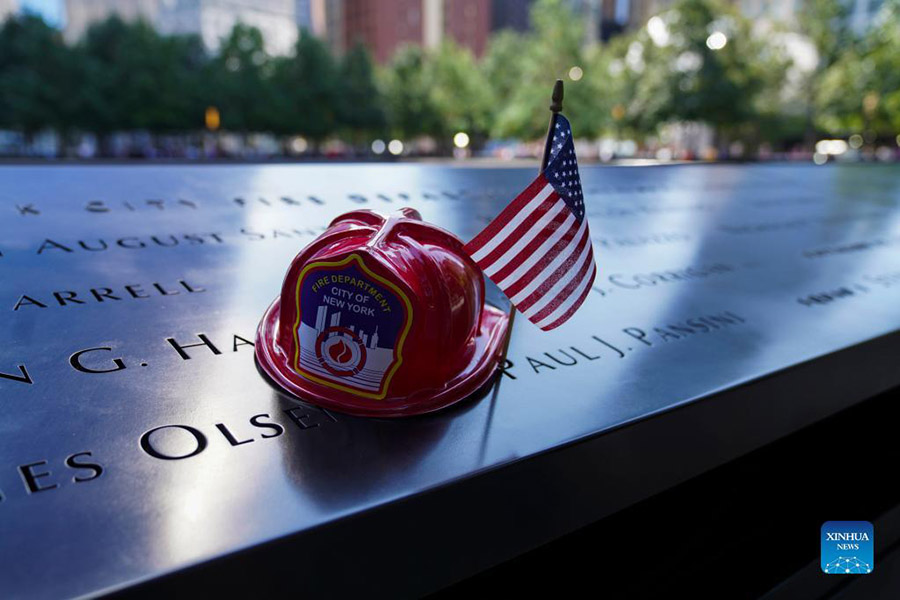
(0, 14), (78, 135)
(615, 0), (789, 144)
(425, 41), (492, 140)
(210, 24), (273, 133)
(272, 30), (340, 139)
(0, 0), (897, 155)
(76, 17), (208, 134)
(337, 43), (386, 141)
(489, 0), (589, 139)
(816, 0), (900, 136)
(381, 45), (442, 139)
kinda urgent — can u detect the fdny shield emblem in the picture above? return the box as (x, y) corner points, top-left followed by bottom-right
(292, 253), (413, 399)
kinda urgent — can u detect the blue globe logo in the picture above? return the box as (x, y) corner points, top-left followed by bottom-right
(823, 557), (872, 574)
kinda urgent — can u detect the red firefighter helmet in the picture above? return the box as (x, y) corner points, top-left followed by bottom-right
(256, 207), (511, 417)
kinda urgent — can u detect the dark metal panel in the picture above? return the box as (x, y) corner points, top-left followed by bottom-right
(1, 164), (900, 598)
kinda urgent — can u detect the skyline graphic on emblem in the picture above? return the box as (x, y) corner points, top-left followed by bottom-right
(293, 254), (412, 399)
(299, 304), (393, 391)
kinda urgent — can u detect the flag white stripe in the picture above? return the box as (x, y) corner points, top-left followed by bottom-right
(495, 210), (576, 288)
(484, 202), (569, 278)
(522, 234), (594, 319)
(535, 261), (596, 328)
(470, 183), (554, 262)
(509, 218), (589, 305)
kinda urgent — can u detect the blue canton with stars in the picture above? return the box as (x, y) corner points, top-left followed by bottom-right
(544, 114), (585, 221)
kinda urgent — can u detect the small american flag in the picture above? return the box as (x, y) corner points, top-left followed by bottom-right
(465, 114), (596, 331)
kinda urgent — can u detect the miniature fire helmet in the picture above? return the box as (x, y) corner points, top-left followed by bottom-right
(256, 208), (511, 417)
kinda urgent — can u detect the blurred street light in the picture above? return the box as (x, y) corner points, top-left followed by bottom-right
(706, 31), (727, 51)
(815, 139), (848, 155)
(863, 93), (879, 116)
(388, 139), (404, 155)
(290, 137), (308, 153)
(205, 106), (220, 131)
(647, 16), (670, 47)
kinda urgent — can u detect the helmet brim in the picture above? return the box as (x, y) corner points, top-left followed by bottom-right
(255, 296), (511, 417)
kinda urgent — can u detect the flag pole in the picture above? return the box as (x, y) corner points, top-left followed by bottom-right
(541, 79), (564, 172)
(505, 79), (562, 347)
(479, 80), (566, 461)
(508, 80), (563, 344)
(502, 80), (562, 359)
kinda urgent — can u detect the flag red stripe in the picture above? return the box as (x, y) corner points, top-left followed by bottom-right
(501, 216), (581, 299)
(515, 226), (591, 312)
(486, 203), (569, 282)
(475, 193), (559, 270)
(528, 248), (595, 324)
(539, 267), (597, 331)
(464, 175), (549, 254)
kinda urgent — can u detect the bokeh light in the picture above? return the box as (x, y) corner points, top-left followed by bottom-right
(388, 139), (404, 155)
(706, 31), (727, 50)
(290, 137), (308, 153)
(647, 16), (670, 47)
(453, 132), (470, 148)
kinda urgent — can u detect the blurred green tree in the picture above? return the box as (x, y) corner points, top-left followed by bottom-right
(490, 0), (592, 139)
(580, 37), (632, 139)
(381, 45), (442, 140)
(383, 41), (492, 148)
(0, 14), (80, 143)
(2, 0), (894, 157)
(336, 42), (386, 144)
(481, 30), (528, 122)
(798, 0), (854, 142)
(425, 41), (492, 145)
(210, 24), (275, 135)
(800, 0), (853, 71)
(816, 0), (900, 138)
(79, 17), (208, 135)
(272, 30), (340, 142)
(618, 0), (787, 151)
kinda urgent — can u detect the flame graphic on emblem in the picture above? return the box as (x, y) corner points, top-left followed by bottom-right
(329, 339), (352, 364)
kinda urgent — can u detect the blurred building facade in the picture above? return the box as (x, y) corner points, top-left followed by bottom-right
(333, 0), (489, 62)
(441, 0), (490, 55)
(491, 0), (531, 31)
(64, 0), (299, 55)
(0, 0), (17, 22)
(303, 0), (645, 59)
(570, 0), (637, 42)
(52, 0), (893, 65)
(296, 0), (312, 29)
